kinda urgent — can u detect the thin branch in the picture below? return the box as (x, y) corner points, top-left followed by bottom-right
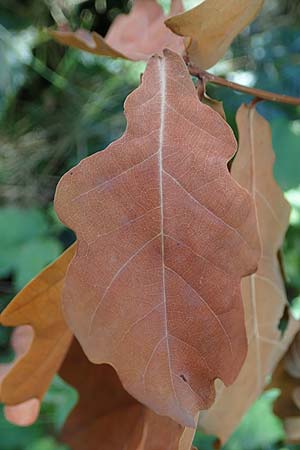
(188, 64), (300, 106)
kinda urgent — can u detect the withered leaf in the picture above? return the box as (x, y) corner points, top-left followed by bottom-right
(197, 105), (299, 443)
(165, 0), (264, 69)
(55, 50), (260, 426)
(0, 245), (75, 419)
(50, 0), (184, 61)
(271, 332), (300, 442)
(60, 339), (195, 450)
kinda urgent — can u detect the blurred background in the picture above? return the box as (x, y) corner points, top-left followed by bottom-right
(0, 0), (299, 448)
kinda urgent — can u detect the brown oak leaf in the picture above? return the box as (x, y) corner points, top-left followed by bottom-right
(197, 105), (299, 443)
(54, 50), (260, 426)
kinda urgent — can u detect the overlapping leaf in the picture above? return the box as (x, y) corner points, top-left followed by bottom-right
(166, 0), (264, 69)
(0, 245), (75, 422)
(50, 0), (184, 61)
(271, 331), (300, 442)
(197, 105), (299, 443)
(54, 50), (260, 427)
(59, 339), (195, 450)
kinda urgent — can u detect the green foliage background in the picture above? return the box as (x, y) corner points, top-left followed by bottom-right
(0, 0), (299, 449)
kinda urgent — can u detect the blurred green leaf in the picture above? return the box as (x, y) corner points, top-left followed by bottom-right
(24, 437), (69, 450)
(0, 207), (63, 289)
(0, 376), (75, 449)
(224, 390), (285, 450)
(285, 187), (300, 226)
(194, 390), (285, 450)
(290, 296), (300, 320)
(271, 119), (300, 191)
(14, 238), (62, 290)
(193, 432), (216, 450)
(283, 224), (300, 291)
(0, 207), (49, 247)
(0, 246), (19, 278)
(42, 375), (78, 432)
(0, 406), (43, 450)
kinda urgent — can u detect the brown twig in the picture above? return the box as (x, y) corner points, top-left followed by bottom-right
(188, 63), (300, 106)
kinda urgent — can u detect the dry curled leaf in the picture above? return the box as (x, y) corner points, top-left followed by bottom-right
(165, 0), (264, 69)
(198, 105), (299, 443)
(59, 339), (195, 450)
(0, 245), (75, 421)
(271, 332), (300, 442)
(50, 0), (184, 61)
(55, 50), (260, 426)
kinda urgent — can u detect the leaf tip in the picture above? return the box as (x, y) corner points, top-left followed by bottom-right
(4, 398), (40, 427)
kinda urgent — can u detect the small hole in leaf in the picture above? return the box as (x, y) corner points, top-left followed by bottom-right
(180, 374), (187, 382)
